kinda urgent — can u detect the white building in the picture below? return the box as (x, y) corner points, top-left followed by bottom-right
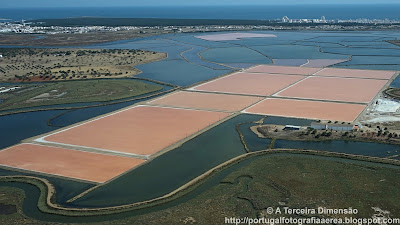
(282, 16), (290, 23)
(311, 122), (355, 131)
(327, 124), (354, 131)
(311, 122), (327, 130)
(284, 125), (301, 130)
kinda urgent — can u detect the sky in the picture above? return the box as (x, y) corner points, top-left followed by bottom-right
(2, 0), (400, 8)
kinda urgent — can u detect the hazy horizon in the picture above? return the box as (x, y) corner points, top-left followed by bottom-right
(2, 1), (400, 8)
(2, 4), (400, 21)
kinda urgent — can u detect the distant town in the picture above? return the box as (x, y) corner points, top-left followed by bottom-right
(0, 20), (144, 34)
(280, 16), (400, 24)
(1, 16), (400, 35)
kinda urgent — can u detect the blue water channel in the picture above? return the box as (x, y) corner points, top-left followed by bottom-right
(1, 30), (400, 222)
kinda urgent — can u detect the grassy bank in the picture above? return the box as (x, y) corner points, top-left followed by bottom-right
(0, 79), (162, 111)
(0, 151), (399, 224)
(384, 88), (400, 100)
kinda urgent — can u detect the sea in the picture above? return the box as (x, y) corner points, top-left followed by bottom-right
(1, 4), (400, 21)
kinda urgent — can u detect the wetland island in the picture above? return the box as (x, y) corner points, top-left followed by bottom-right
(1, 2), (400, 225)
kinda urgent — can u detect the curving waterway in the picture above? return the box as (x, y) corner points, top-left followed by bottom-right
(0, 152), (399, 223)
(1, 30), (400, 222)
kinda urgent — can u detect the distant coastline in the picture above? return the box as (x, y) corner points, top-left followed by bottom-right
(1, 5), (400, 21)
(27, 17), (400, 27)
